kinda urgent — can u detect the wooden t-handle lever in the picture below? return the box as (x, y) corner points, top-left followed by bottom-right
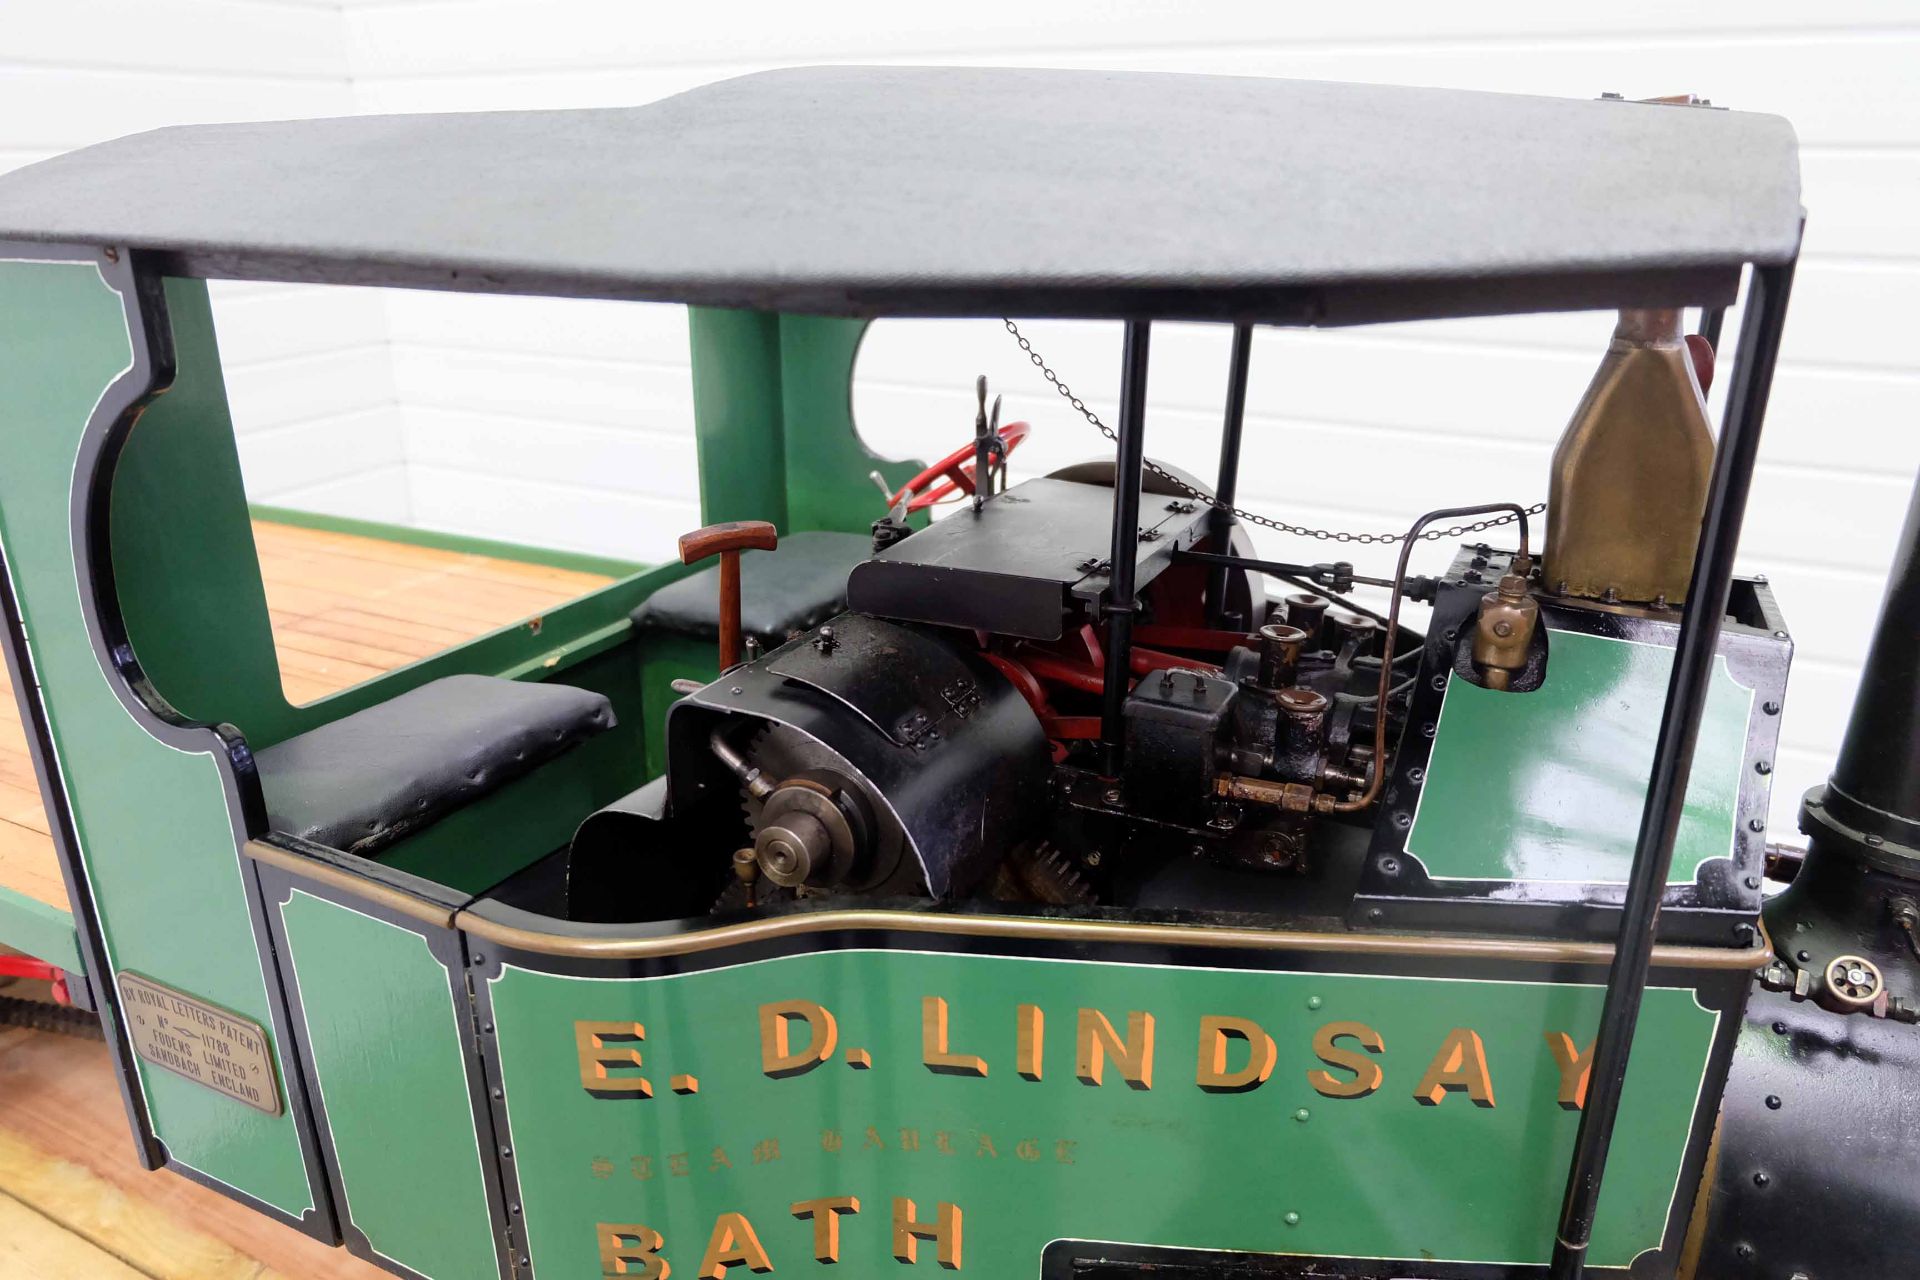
(678, 520), (778, 670)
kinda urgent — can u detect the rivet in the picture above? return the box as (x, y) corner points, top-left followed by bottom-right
(1796, 949), (1811, 963)
(1378, 856), (1400, 875)
(1772, 630), (1788, 640)
(1393, 812), (1412, 830)
(1366, 908), (1384, 923)
(491, 1088), (504, 1101)
(1752, 1170), (1771, 1188)
(1755, 761), (1773, 775)
(1408, 767), (1426, 784)
(1771, 1021), (1788, 1035)
(484, 1023), (495, 1034)
(730, 686), (743, 695)
(1749, 818), (1766, 832)
(1307, 995), (1323, 1010)
(1764, 1095), (1782, 1110)
(1293, 1108), (1310, 1122)
(1733, 922), (1755, 942)
(1736, 1242), (1755, 1260)
(510, 1204), (521, 1215)
(1866, 834), (1885, 847)
(471, 953), (486, 966)
(1430, 674), (1446, 690)
(1744, 875), (1761, 890)
(1763, 701), (1781, 715)
(1284, 1211), (1301, 1227)
(501, 1145), (513, 1157)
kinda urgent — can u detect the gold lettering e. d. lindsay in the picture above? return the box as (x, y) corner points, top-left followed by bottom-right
(576, 1021), (651, 1099)
(1306, 1020), (1384, 1099)
(1544, 1031), (1596, 1110)
(1075, 1008), (1155, 1090)
(921, 996), (989, 1077)
(759, 1000), (837, 1079)
(1413, 1028), (1496, 1108)
(1196, 1014), (1277, 1093)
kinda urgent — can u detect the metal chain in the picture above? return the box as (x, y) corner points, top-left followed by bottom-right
(1003, 318), (1546, 546)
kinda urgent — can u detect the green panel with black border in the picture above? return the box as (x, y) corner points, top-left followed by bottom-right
(1410, 627), (1751, 884)
(0, 260), (317, 1215)
(485, 947), (1717, 1275)
(280, 889), (500, 1278)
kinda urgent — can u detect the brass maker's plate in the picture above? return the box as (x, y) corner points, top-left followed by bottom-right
(116, 973), (281, 1115)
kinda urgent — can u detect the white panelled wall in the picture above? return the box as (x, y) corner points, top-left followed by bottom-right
(6, 3), (1919, 837)
(1, 1), (409, 520)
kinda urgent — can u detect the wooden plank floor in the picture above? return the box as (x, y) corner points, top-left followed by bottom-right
(0, 520), (611, 915)
(0, 1007), (385, 1278)
(0, 522), (613, 1277)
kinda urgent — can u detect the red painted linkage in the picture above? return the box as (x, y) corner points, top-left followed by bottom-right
(0, 954), (71, 1005)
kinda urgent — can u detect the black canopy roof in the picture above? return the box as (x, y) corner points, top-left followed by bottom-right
(0, 67), (1802, 323)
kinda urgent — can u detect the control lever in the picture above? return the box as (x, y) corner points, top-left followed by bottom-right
(677, 520), (778, 670)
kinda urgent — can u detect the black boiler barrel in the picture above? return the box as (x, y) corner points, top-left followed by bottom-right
(1820, 470), (1920, 862)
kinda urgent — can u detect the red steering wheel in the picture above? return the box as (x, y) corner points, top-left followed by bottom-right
(886, 421), (1031, 513)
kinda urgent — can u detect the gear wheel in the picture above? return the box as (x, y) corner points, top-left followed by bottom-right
(999, 840), (1097, 906)
(730, 723), (910, 894)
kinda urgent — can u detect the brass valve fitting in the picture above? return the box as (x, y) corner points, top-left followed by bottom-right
(1471, 574), (1539, 691)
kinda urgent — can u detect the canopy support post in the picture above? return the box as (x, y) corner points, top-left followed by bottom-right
(1698, 304), (1727, 352)
(1546, 261), (1793, 1279)
(1207, 322), (1253, 629)
(1101, 320), (1152, 775)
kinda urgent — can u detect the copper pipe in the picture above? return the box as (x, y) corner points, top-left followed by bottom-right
(1325, 503), (1532, 814)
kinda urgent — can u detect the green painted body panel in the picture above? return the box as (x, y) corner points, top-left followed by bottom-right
(489, 950), (1714, 1274)
(0, 885), (83, 973)
(0, 262), (314, 1213)
(114, 281), (304, 745)
(280, 890), (499, 1278)
(689, 308), (921, 536)
(1410, 628), (1752, 883)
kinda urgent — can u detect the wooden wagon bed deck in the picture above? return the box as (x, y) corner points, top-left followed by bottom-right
(0, 521), (612, 918)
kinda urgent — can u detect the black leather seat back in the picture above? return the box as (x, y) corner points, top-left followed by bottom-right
(255, 674), (615, 857)
(629, 529), (871, 647)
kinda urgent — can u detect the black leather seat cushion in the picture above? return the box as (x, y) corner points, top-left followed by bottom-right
(256, 674), (615, 857)
(629, 529), (871, 646)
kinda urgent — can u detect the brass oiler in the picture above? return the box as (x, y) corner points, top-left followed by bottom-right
(1544, 308), (1714, 605)
(1472, 573), (1539, 691)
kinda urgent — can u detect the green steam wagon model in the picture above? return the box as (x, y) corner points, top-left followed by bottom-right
(0, 66), (1912, 1279)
